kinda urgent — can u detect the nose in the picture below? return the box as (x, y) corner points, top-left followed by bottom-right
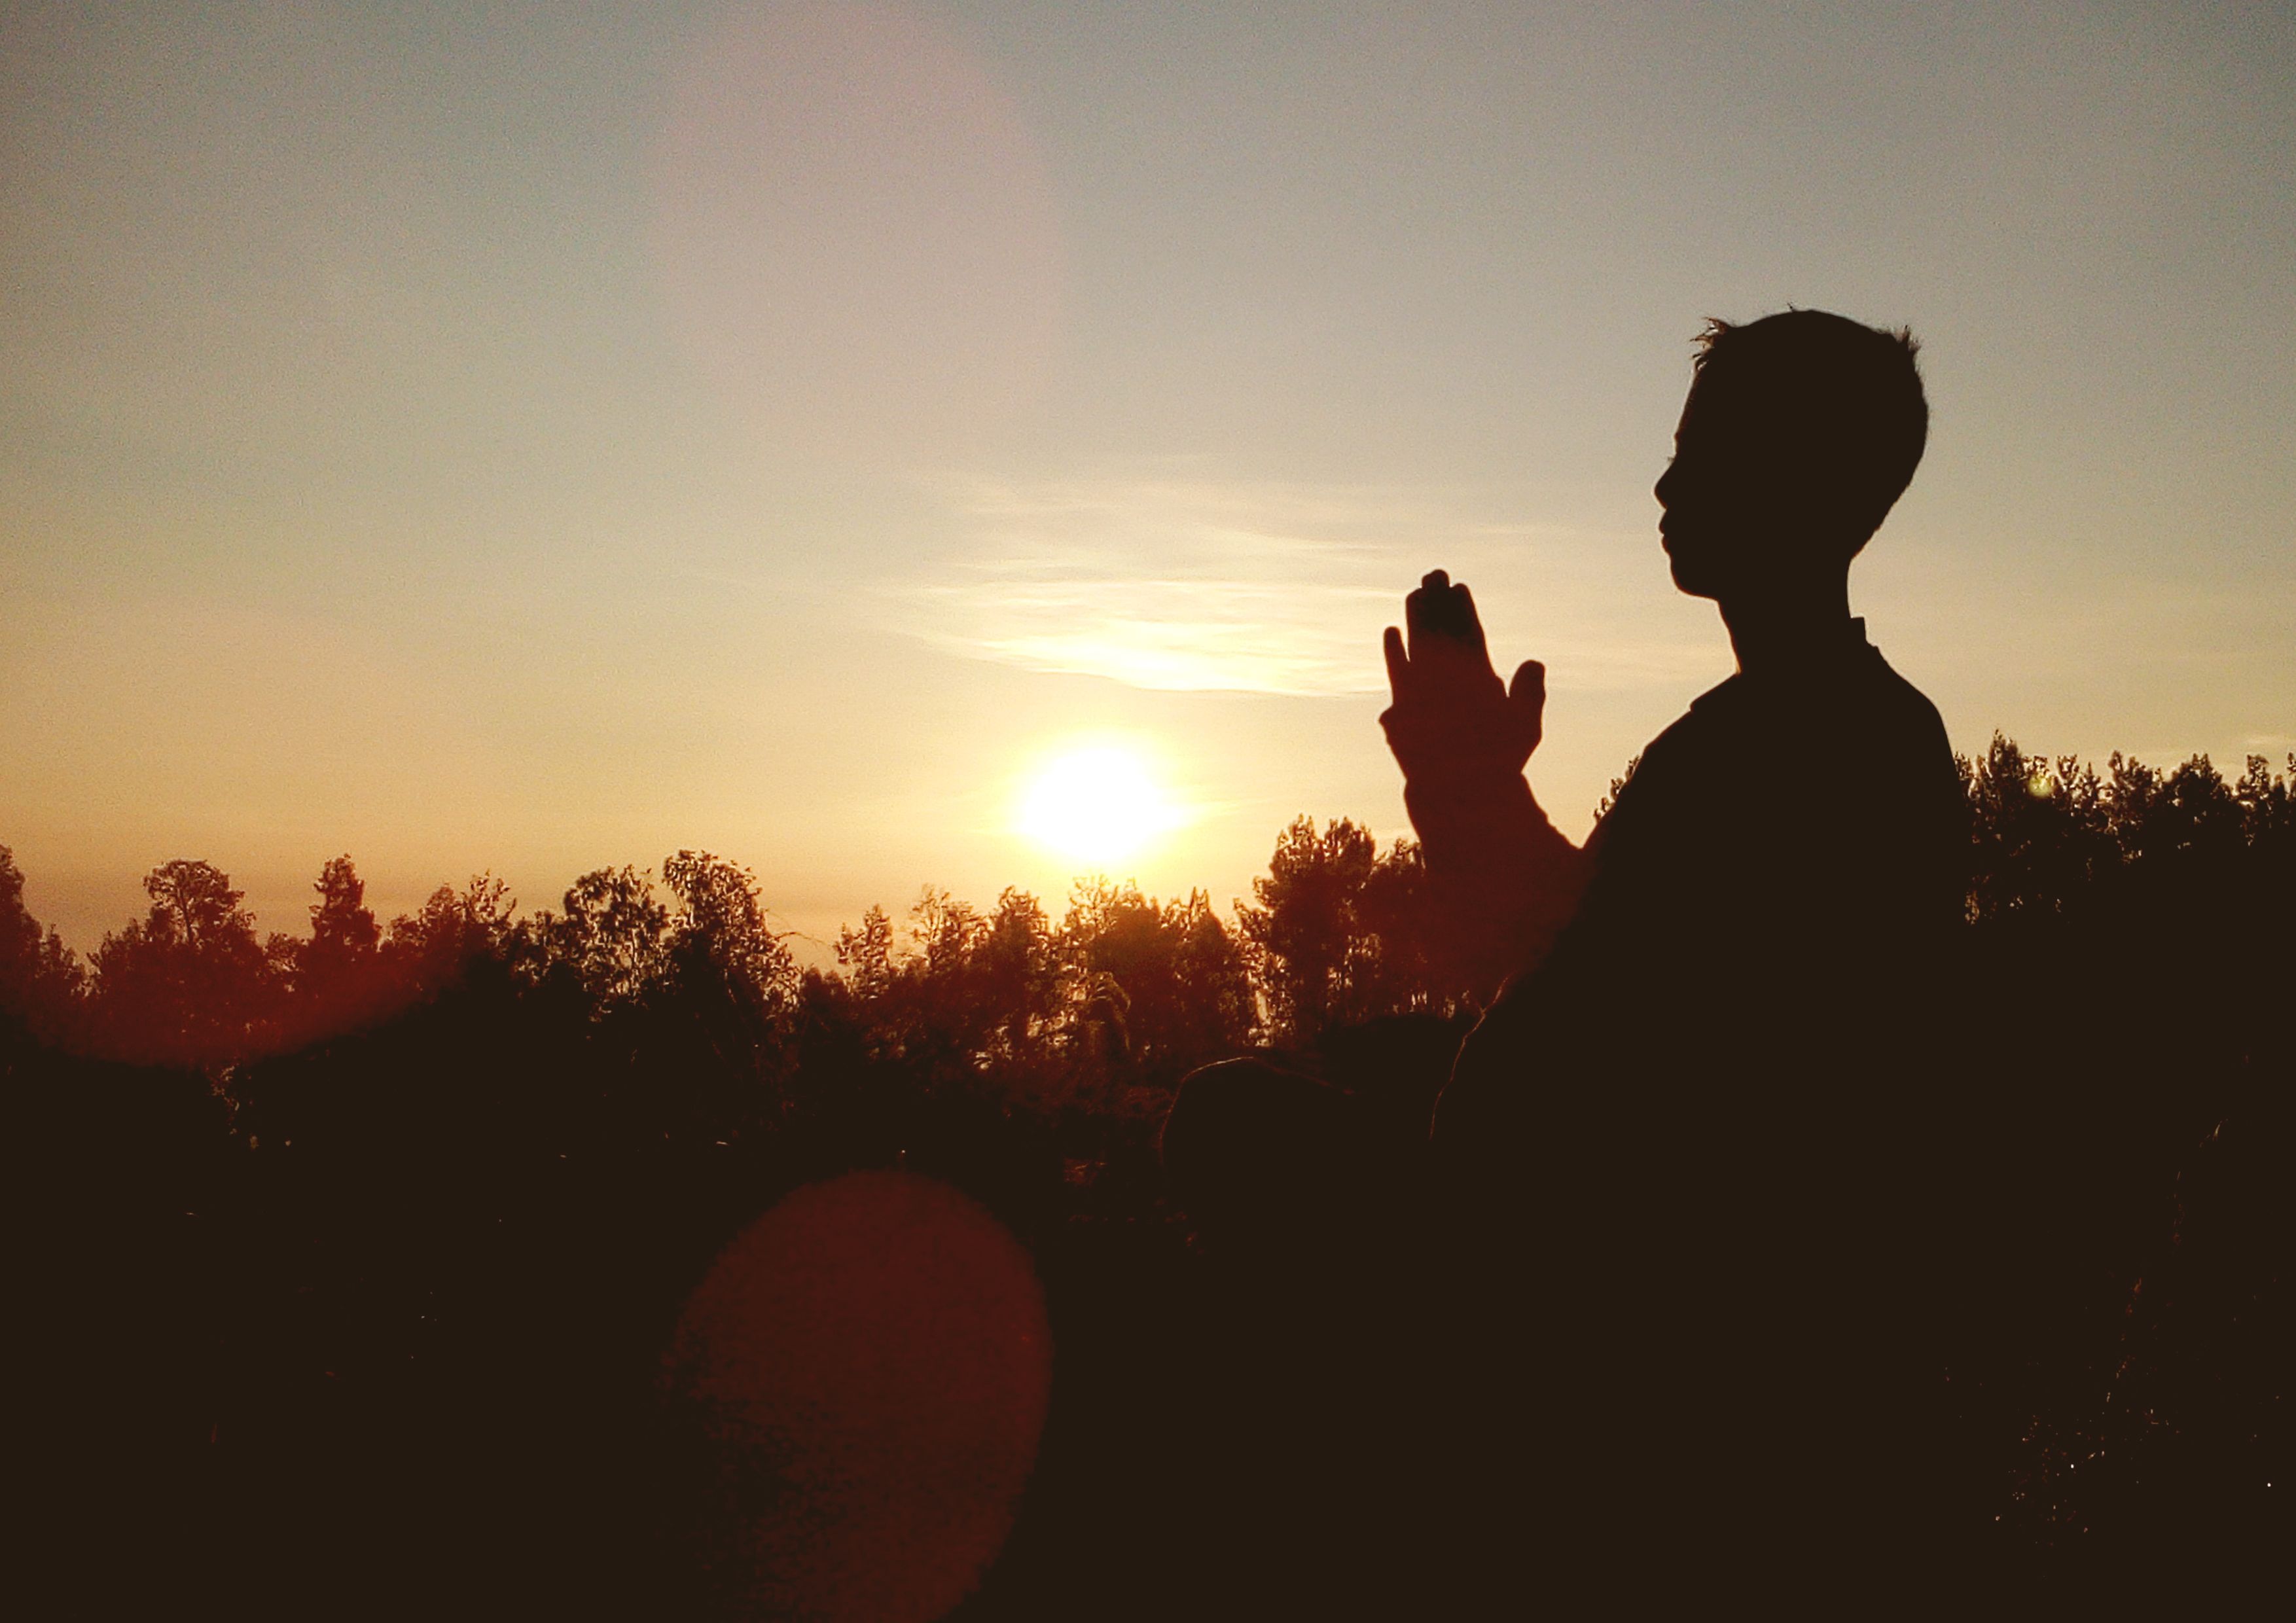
(1653, 461), (1676, 508)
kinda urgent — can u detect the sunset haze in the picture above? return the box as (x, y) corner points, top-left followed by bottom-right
(4, 0), (2290, 955)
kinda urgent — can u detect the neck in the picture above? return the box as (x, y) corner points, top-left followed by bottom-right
(1718, 572), (1856, 675)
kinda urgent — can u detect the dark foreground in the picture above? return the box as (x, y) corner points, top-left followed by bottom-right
(15, 1007), (2289, 1616)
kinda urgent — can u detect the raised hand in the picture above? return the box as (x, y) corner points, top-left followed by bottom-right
(1380, 570), (1547, 788)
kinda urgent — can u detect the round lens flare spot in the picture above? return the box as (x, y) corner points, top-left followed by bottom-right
(1017, 745), (1187, 866)
(664, 1173), (1051, 1622)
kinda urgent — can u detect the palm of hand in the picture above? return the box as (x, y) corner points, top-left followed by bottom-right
(1380, 571), (1545, 785)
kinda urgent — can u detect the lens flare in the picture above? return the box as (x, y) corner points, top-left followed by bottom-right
(664, 1173), (1051, 1622)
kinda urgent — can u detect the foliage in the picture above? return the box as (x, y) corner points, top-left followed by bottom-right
(86, 859), (276, 1068)
(1235, 817), (1469, 1044)
(0, 844), (84, 1044)
(8, 736), (2290, 1098)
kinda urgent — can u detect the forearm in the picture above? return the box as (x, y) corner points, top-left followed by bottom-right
(1404, 769), (1590, 993)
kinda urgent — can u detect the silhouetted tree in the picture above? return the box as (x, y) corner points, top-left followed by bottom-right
(89, 859), (275, 1067)
(278, 855), (388, 1043)
(524, 866), (670, 1008)
(1592, 753), (1641, 825)
(632, 851), (804, 1144)
(303, 855), (381, 974)
(1236, 817), (1441, 1044)
(1237, 818), (1372, 1044)
(1962, 733), (2115, 920)
(1348, 837), (1478, 1020)
(1164, 889), (1259, 1065)
(2236, 753), (2296, 849)
(663, 850), (797, 1012)
(382, 873), (517, 995)
(1060, 880), (1253, 1083)
(977, 888), (1062, 1067)
(835, 904), (897, 1004)
(0, 843), (84, 1048)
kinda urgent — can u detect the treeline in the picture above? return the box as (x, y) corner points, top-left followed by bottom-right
(10, 735), (2290, 1088)
(1, 734), (2289, 1192)
(1, 825), (1475, 1115)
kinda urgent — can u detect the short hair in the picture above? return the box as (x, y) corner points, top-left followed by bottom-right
(1691, 309), (1928, 544)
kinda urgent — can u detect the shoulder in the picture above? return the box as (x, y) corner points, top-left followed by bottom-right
(1864, 651), (1948, 738)
(1585, 692), (1716, 844)
(1857, 652), (1959, 781)
(1638, 676), (1746, 768)
(1847, 654), (1969, 864)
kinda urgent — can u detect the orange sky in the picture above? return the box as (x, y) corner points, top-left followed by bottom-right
(3, 2), (2291, 955)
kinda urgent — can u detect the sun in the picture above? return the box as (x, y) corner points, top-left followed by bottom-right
(1016, 742), (1187, 867)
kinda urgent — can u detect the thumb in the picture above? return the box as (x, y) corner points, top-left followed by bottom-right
(1508, 659), (1547, 747)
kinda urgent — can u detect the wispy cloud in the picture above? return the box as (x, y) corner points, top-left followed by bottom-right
(891, 470), (1696, 696)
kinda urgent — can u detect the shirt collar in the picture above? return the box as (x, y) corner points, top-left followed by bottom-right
(1692, 618), (1876, 711)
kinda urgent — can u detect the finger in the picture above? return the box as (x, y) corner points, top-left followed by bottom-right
(1382, 625), (1408, 697)
(1453, 583), (1492, 659)
(1409, 570), (1471, 652)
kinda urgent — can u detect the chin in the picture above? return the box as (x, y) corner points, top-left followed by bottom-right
(1666, 554), (1720, 600)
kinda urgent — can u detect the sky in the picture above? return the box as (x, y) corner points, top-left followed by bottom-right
(3, 0), (2291, 957)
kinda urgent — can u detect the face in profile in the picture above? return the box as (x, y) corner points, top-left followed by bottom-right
(1657, 355), (1899, 603)
(1653, 369), (1779, 602)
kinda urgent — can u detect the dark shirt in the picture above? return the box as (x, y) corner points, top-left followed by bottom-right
(1424, 622), (1967, 1584)
(1443, 619), (1962, 1128)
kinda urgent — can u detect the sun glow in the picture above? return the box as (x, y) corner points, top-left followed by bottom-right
(1016, 742), (1188, 866)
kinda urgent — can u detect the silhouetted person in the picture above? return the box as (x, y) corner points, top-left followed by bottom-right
(1384, 311), (1969, 1597)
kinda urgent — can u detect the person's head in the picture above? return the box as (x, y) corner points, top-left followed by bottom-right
(1653, 309), (1927, 603)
